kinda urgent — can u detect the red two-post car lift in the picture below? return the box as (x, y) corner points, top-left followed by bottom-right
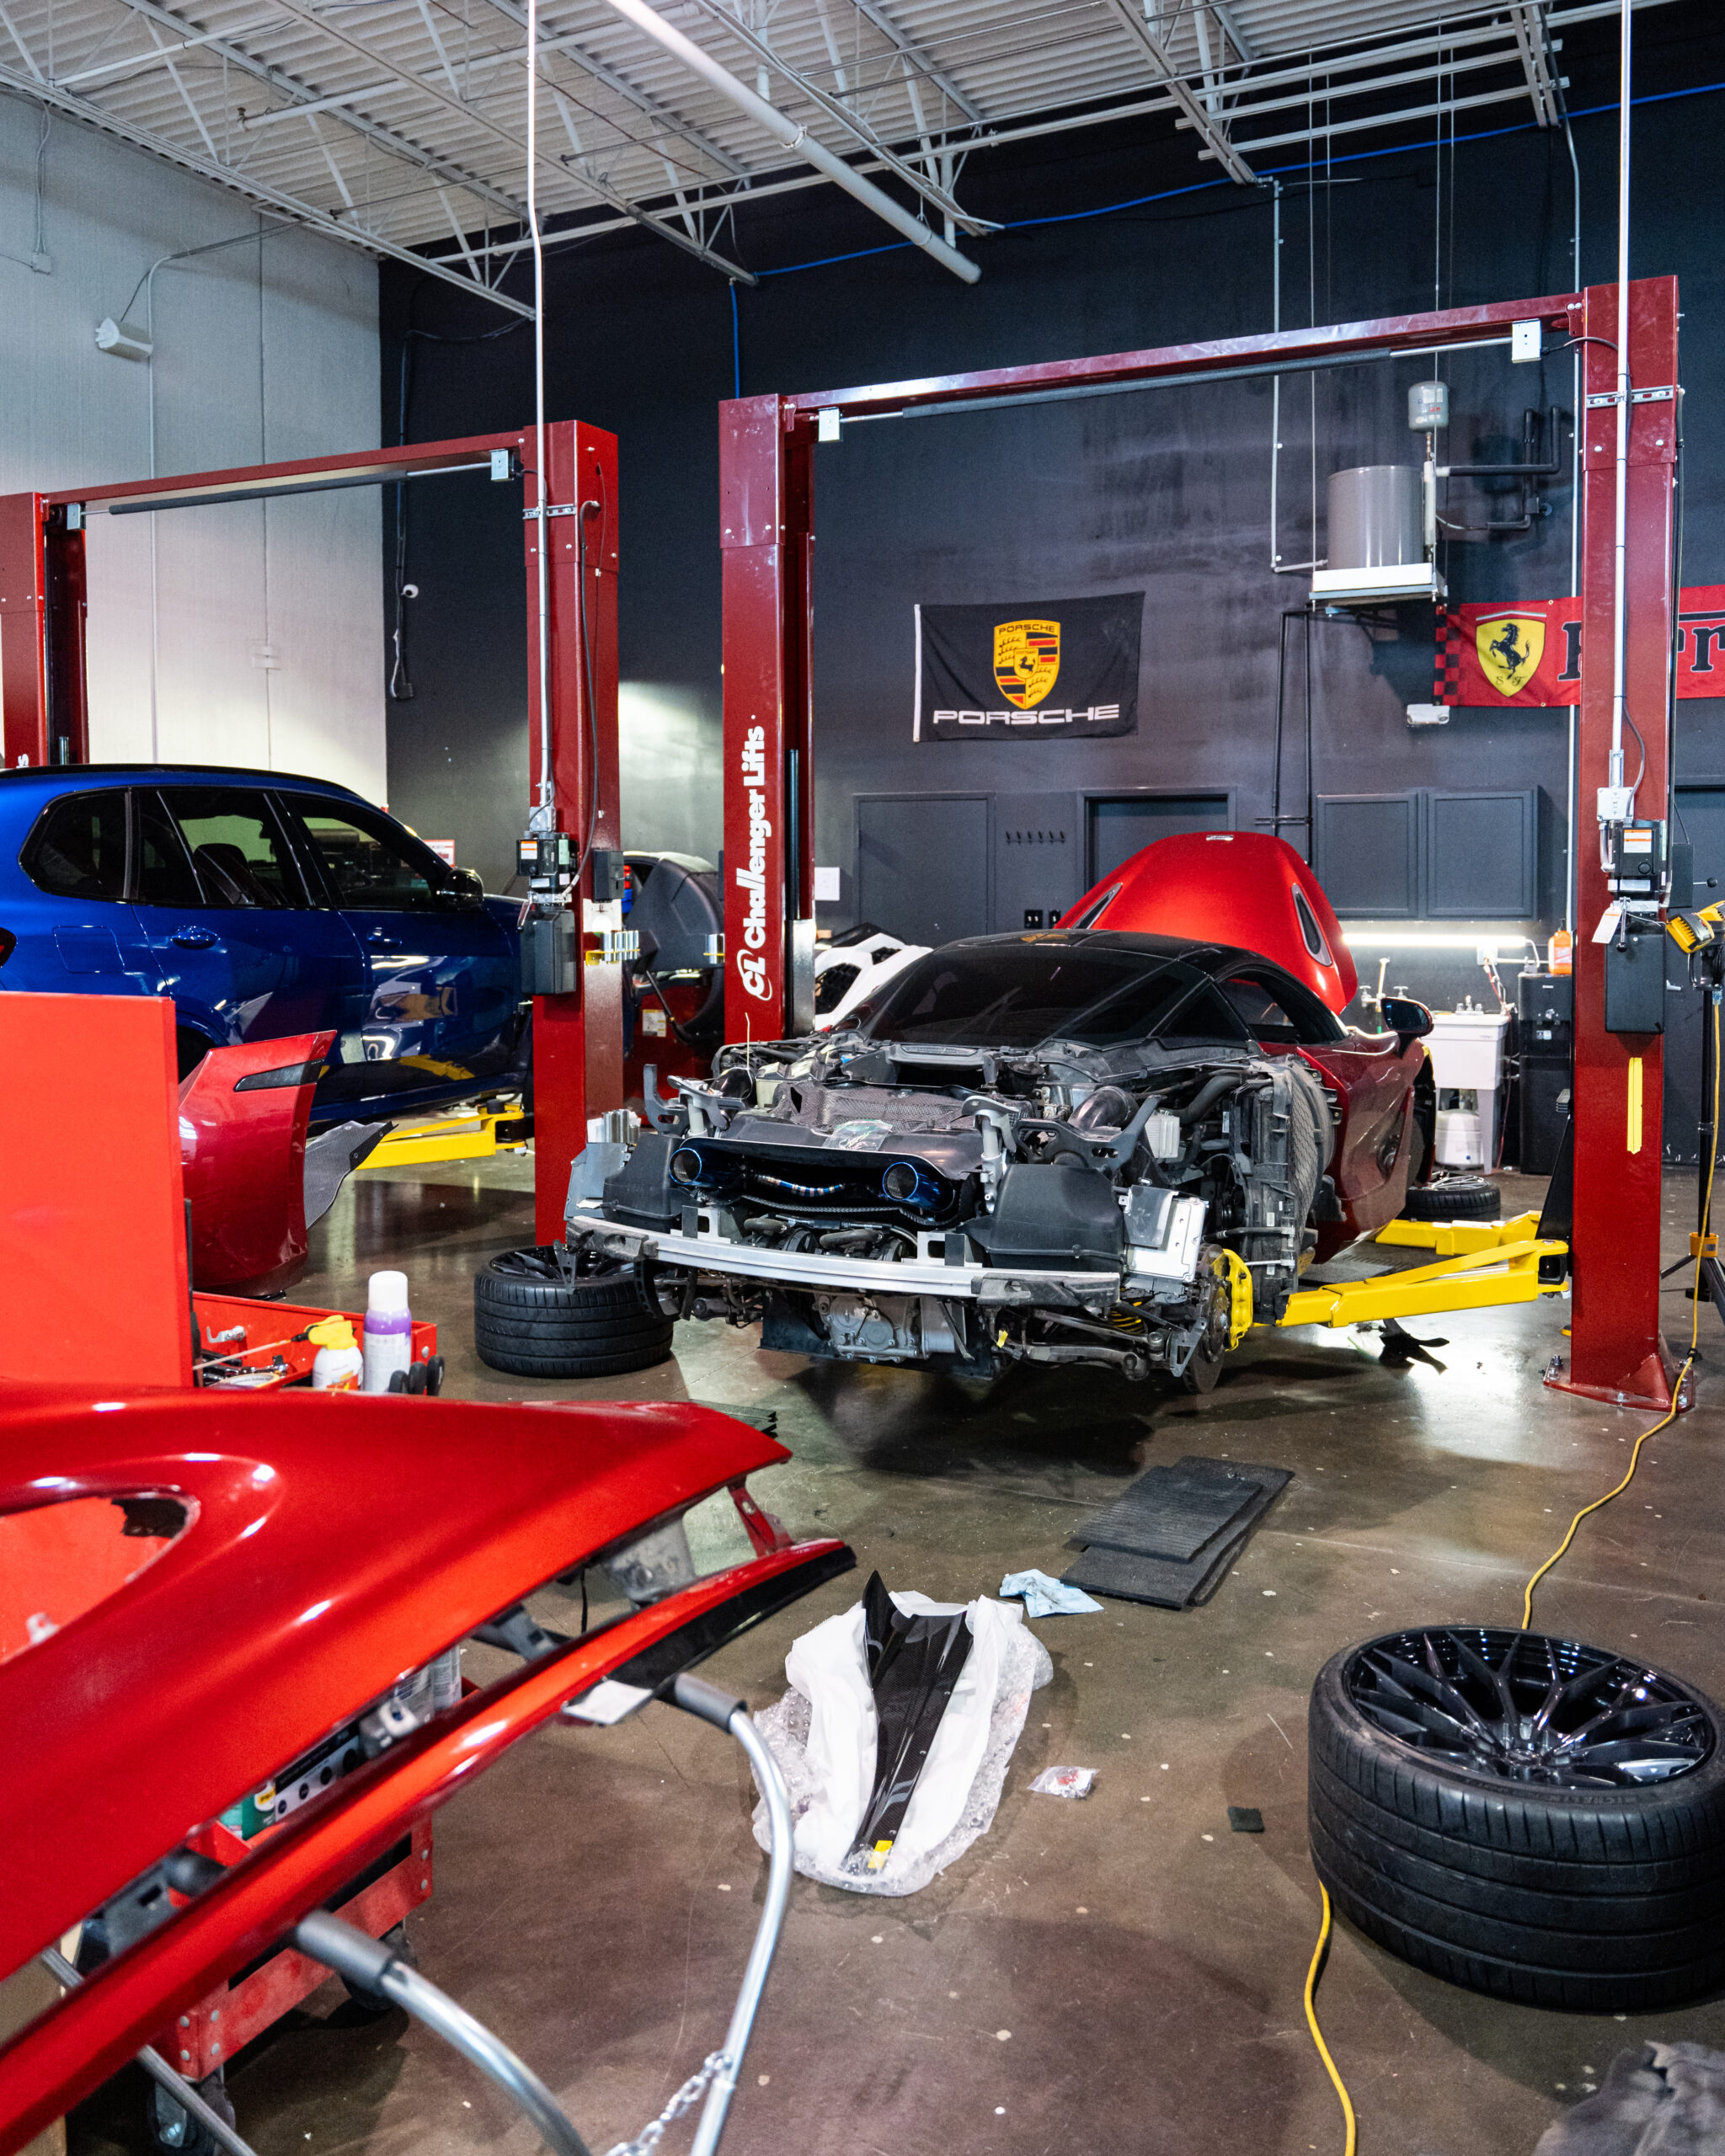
(719, 279), (1684, 1411)
(0, 420), (621, 1248)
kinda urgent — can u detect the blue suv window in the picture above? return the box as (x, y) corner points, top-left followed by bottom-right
(291, 801), (449, 912)
(159, 788), (303, 910)
(132, 790), (201, 908)
(21, 792), (126, 901)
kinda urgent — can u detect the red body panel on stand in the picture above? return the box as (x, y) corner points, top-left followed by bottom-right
(717, 285), (1681, 1412)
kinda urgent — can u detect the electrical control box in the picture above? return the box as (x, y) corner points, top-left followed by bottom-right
(1605, 819), (1668, 899)
(1604, 928), (1667, 1035)
(522, 910), (579, 995)
(519, 831), (574, 897)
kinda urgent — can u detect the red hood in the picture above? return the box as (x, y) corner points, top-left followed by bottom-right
(1058, 833), (1357, 1011)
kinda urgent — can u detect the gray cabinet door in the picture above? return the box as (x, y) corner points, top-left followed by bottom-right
(993, 790), (1080, 931)
(1425, 790), (1537, 917)
(1314, 793), (1421, 917)
(1086, 792), (1231, 884)
(856, 793), (991, 946)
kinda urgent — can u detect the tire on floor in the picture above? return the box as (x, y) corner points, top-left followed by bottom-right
(473, 1245), (674, 1378)
(1398, 1173), (1501, 1223)
(1308, 1625), (1725, 2013)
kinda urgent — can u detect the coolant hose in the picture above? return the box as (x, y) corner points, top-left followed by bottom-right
(1178, 1069), (1247, 1126)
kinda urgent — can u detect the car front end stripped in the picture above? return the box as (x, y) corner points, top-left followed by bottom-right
(567, 930), (1416, 1392)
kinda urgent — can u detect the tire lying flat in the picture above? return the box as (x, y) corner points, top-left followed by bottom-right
(1399, 1174), (1501, 1223)
(473, 1246), (674, 1378)
(1308, 1626), (1725, 2012)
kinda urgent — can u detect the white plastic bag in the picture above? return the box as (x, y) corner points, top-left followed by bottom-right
(749, 1590), (1052, 1896)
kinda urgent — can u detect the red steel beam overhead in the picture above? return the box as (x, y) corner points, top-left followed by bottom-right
(781, 294), (1582, 421)
(719, 279), (1685, 1407)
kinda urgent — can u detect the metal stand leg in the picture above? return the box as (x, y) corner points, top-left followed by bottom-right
(293, 1913), (594, 2156)
(294, 1673), (797, 2156)
(36, 1946), (260, 2156)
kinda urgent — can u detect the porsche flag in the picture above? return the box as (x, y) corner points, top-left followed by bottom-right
(1435, 585), (1725, 706)
(915, 593), (1143, 742)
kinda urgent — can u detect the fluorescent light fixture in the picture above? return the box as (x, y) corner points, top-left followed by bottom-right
(95, 317), (153, 361)
(1341, 929), (1539, 953)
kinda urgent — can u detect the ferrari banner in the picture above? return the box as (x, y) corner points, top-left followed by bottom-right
(915, 593), (1142, 742)
(1436, 585), (1725, 705)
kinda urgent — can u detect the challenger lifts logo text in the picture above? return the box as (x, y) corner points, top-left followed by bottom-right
(736, 724), (772, 1002)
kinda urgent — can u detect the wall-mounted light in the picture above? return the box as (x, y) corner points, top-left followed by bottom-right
(95, 316), (153, 361)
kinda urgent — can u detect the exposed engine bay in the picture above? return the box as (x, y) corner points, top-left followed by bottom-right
(568, 935), (1343, 1388)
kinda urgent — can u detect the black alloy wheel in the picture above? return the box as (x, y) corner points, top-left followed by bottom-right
(473, 1244), (674, 1378)
(1345, 1627), (1712, 1788)
(1309, 1626), (1725, 2010)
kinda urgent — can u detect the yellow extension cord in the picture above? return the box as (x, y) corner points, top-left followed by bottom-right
(1303, 1885), (1357, 2156)
(1302, 999), (1720, 2151)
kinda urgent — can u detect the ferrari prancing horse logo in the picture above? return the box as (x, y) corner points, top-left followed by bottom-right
(994, 618), (1061, 709)
(1476, 612), (1546, 696)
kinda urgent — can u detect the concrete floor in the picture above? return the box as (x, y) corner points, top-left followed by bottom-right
(73, 1156), (1725, 2156)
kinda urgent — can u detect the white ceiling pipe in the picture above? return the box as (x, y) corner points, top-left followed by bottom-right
(594, 0), (980, 283)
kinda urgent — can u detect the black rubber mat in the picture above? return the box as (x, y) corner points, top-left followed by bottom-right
(1070, 1458), (1261, 1562)
(1061, 1456), (1291, 1609)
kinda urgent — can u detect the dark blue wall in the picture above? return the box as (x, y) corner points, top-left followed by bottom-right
(379, 0), (1724, 1001)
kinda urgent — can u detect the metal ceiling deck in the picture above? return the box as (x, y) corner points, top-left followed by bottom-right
(0, 0), (1676, 306)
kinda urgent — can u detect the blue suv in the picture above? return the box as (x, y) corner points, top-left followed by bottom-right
(0, 766), (527, 1127)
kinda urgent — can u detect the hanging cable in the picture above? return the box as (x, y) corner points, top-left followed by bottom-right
(1303, 1884), (1357, 2156)
(526, 0), (553, 831)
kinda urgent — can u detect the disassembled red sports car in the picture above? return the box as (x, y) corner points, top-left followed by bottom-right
(567, 835), (1434, 1391)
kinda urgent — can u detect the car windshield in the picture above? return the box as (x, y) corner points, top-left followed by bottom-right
(852, 943), (1251, 1050)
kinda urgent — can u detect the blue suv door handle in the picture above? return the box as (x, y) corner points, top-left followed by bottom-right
(366, 929), (403, 951)
(169, 926), (219, 948)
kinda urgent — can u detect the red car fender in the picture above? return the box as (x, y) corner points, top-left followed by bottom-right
(1059, 832), (1358, 1012)
(1298, 1035), (1425, 1257)
(178, 1032), (333, 1294)
(0, 1383), (852, 2148)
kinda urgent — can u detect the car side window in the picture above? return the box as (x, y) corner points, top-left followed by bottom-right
(159, 788), (303, 910)
(1224, 970), (1339, 1047)
(131, 791), (202, 909)
(1223, 975), (1300, 1044)
(21, 791), (126, 901)
(288, 800), (450, 913)
(1157, 985), (1253, 1046)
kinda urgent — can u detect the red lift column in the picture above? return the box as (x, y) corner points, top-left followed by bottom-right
(526, 419), (623, 1246)
(719, 395), (815, 1043)
(0, 494), (88, 770)
(1560, 274), (1681, 1409)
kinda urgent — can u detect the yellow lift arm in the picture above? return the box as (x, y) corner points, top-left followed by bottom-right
(1276, 1211), (1567, 1331)
(357, 1102), (532, 1171)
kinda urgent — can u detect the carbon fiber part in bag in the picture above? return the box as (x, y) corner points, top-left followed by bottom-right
(843, 1572), (972, 1878)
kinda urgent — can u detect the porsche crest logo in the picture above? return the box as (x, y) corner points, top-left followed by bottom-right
(993, 618), (1061, 709)
(1475, 612), (1545, 696)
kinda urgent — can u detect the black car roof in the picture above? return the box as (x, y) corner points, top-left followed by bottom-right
(0, 764), (366, 795)
(937, 927), (1285, 979)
